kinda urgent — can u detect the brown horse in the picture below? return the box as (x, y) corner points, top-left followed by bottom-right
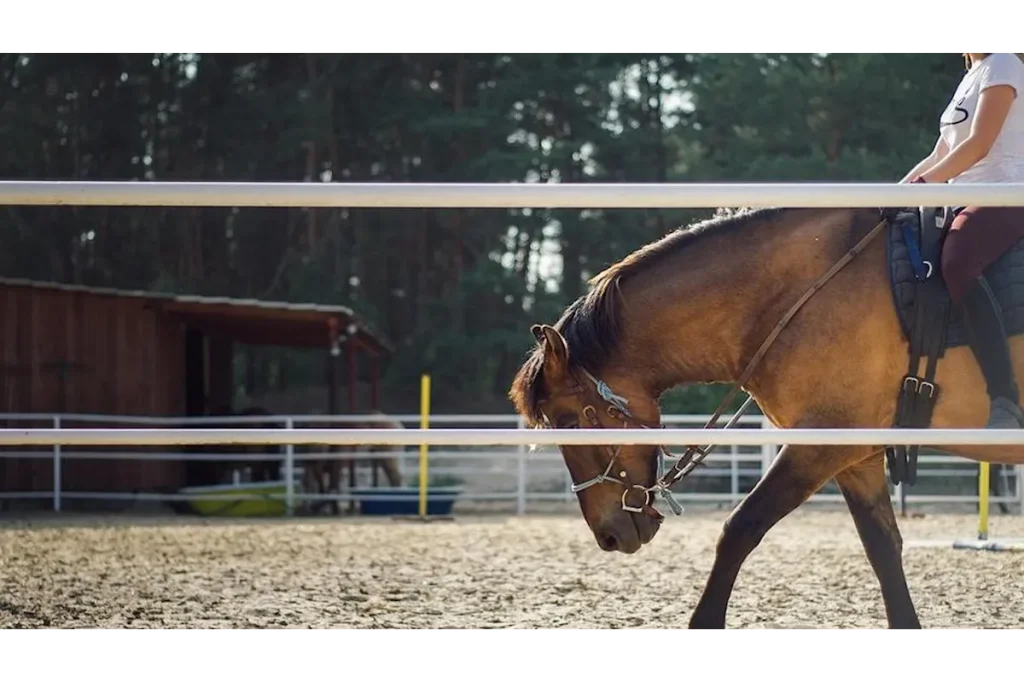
(510, 206), (1024, 629)
(302, 411), (405, 514)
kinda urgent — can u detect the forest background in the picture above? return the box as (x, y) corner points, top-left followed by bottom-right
(0, 54), (963, 414)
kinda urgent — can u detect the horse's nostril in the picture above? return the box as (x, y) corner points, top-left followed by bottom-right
(598, 533), (618, 551)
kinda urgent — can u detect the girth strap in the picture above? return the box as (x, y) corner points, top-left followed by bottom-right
(885, 208), (952, 486)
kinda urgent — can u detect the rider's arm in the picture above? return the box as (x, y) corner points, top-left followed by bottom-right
(899, 136), (949, 183)
(916, 84), (1017, 183)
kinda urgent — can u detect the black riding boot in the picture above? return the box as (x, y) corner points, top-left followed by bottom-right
(958, 275), (1024, 429)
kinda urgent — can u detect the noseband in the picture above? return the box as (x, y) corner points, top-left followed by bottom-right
(536, 214), (889, 518)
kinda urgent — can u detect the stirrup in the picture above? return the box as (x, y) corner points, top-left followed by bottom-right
(987, 397), (1024, 429)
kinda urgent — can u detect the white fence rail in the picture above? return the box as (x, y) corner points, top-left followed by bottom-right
(2, 181), (1024, 515)
(3, 180), (1024, 208)
(5, 426), (1024, 447)
(1, 413), (1020, 516)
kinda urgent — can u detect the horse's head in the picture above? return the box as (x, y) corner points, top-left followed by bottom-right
(510, 323), (664, 554)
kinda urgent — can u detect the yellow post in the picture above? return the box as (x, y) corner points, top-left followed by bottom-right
(418, 374), (431, 518)
(978, 461), (990, 541)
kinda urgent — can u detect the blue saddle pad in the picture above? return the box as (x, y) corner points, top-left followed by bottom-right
(887, 214), (1024, 349)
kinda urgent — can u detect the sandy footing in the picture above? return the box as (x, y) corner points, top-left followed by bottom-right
(1, 508), (1022, 628)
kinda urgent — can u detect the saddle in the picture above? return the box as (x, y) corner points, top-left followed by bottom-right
(883, 206), (955, 486)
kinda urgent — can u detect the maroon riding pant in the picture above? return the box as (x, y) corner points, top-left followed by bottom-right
(940, 206), (1024, 303)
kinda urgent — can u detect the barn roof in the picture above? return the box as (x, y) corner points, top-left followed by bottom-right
(0, 276), (392, 355)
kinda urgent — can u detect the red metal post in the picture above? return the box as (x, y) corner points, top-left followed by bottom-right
(326, 318), (340, 415)
(347, 338), (356, 412)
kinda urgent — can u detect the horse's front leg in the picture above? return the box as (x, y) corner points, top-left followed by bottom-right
(835, 455), (921, 628)
(689, 442), (869, 628)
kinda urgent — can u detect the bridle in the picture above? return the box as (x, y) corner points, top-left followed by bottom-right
(539, 366), (753, 518)
(537, 214), (890, 517)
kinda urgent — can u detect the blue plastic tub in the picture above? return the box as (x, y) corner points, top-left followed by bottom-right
(351, 487), (462, 516)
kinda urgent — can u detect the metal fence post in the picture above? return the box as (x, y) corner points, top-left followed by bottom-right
(729, 446), (737, 505)
(53, 416), (61, 512)
(284, 417), (294, 516)
(1017, 464), (1024, 515)
(759, 415), (774, 479)
(516, 417), (527, 515)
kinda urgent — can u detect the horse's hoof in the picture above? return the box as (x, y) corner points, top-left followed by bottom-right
(687, 614), (726, 629)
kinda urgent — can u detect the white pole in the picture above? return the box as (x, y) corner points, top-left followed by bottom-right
(3, 181), (1024, 209)
(1018, 464), (1024, 515)
(52, 416), (61, 512)
(516, 417), (527, 516)
(284, 418), (294, 516)
(730, 444), (740, 504)
(760, 416), (775, 480)
(5, 427), (1024, 447)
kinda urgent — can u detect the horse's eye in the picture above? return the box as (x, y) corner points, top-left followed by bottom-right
(556, 415), (579, 429)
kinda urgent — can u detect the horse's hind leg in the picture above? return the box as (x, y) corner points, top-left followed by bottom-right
(380, 454), (402, 487)
(306, 463), (326, 514)
(328, 461), (342, 515)
(834, 456), (921, 628)
(689, 442), (867, 629)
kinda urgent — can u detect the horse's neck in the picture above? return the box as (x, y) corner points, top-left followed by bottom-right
(619, 208), (857, 393)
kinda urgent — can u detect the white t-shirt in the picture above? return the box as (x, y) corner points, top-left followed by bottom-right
(939, 53), (1024, 183)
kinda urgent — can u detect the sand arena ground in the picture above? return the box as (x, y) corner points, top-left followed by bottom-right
(2, 506), (1023, 628)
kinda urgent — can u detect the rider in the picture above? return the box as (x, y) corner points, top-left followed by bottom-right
(901, 53), (1024, 429)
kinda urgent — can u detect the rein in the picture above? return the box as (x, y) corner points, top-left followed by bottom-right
(563, 215), (889, 517)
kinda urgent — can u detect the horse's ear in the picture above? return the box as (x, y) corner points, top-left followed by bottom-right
(533, 324), (569, 379)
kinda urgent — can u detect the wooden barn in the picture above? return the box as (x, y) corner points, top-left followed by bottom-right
(0, 277), (392, 506)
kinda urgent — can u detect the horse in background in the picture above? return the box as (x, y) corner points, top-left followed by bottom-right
(200, 405), (283, 485)
(234, 406), (283, 482)
(302, 411), (405, 514)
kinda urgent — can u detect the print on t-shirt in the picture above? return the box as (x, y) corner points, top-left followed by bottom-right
(940, 97), (969, 127)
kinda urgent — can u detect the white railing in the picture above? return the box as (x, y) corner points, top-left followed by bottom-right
(1, 412), (1020, 516)
(2, 180), (1024, 515)
(2, 180), (1024, 208)
(5, 425), (1024, 447)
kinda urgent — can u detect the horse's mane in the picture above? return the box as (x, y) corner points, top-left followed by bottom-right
(509, 207), (785, 426)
